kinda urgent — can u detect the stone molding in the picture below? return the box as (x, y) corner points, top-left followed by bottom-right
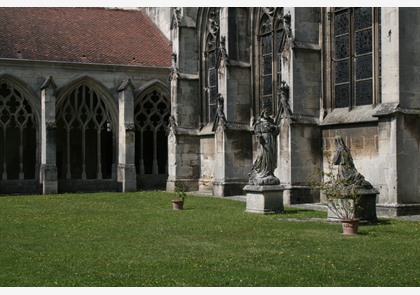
(117, 78), (135, 92)
(373, 103), (420, 117)
(40, 75), (57, 90)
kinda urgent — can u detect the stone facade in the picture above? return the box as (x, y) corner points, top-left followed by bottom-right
(159, 7), (420, 217)
(1, 7), (420, 217)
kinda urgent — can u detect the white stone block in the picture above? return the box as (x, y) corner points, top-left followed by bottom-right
(243, 185), (285, 214)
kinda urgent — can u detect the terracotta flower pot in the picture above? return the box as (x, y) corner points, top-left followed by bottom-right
(341, 219), (359, 235)
(172, 200), (184, 210)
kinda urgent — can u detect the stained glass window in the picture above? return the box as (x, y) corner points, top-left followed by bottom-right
(332, 7), (381, 108)
(259, 8), (285, 115)
(206, 7), (220, 123)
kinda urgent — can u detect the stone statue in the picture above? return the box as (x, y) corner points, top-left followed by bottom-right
(212, 93), (227, 132)
(332, 135), (373, 189)
(249, 109), (280, 185)
(275, 81), (292, 125)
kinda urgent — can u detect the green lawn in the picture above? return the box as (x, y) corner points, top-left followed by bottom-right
(0, 191), (419, 287)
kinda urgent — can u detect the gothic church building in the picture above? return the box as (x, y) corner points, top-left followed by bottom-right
(1, 7), (419, 217)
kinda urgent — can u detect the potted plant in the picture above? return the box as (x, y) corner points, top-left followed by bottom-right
(172, 184), (186, 210)
(312, 135), (379, 235)
(317, 168), (361, 235)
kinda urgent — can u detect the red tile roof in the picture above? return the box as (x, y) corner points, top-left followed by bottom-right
(0, 7), (172, 67)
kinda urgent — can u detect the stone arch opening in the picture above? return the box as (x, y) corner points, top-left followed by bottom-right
(55, 78), (117, 191)
(134, 84), (170, 189)
(0, 77), (38, 185)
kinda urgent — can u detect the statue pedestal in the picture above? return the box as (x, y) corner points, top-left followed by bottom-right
(327, 188), (379, 222)
(243, 185), (285, 214)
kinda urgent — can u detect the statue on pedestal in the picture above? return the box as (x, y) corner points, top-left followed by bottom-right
(249, 109), (280, 185)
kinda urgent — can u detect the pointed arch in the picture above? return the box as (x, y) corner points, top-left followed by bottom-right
(134, 80), (170, 188)
(55, 76), (117, 181)
(252, 7), (286, 117)
(0, 74), (40, 181)
(0, 74), (41, 124)
(198, 7), (222, 126)
(135, 79), (170, 101)
(56, 76), (118, 131)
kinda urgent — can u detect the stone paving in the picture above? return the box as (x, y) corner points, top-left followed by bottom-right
(224, 195), (420, 221)
(189, 192), (420, 221)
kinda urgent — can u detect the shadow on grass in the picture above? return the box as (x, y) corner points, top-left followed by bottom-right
(359, 219), (393, 226)
(282, 209), (315, 214)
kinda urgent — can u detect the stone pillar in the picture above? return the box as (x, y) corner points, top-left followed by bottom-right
(167, 8), (201, 192)
(213, 8), (253, 196)
(372, 8), (420, 216)
(40, 76), (58, 194)
(117, 79), (137, 192)
(278, 7), (322, 204)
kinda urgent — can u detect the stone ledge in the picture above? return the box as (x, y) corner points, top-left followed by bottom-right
(321, 105), (379, 126)
(243, 184), (285, 192)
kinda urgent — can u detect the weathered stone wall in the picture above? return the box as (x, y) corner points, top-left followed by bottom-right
(199, 134), (215, 193)
(225, 66), (252, 124)
(399, 9), (420, 109)
(398, 115), (420, 204)
(140, 8), (172, 40)
(322, 124), (380, 187)
(167, 134), (200, 192)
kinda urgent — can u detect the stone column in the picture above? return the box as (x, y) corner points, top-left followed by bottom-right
(117, 79), (137, 192)
(277, 7), (322, 204)
(213, 8), (253, 196)
(167, 8), (201, 192)
(40, 76), (58, 194)
(372, 8), (420, 216)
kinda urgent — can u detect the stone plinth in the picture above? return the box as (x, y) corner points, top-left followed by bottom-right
(327, 188), (379, 222)
(243, 185), (285, 214)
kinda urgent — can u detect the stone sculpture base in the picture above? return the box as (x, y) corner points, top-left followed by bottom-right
(327, 188), (379, 222)
(243, 185), (285, 214)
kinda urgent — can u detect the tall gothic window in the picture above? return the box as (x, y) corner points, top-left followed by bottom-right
(0, 82), (36, 180)
(332, 7), (381, 108)
(205, 7), (221, 122)
(258, 8), (285, 115)
(134, 90), (170, 175)
(56, 84), (114, 180)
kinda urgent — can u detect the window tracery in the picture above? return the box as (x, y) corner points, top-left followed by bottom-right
(332, 7), (381, 108)
(258, 8), (286, 116)
(205, 7), (221, 123)
(0, 82), (36, 180)
(56, 84), (114, 180)
(134, 90), (170, 175)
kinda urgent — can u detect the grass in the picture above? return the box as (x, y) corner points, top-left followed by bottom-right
(0, 191), (419, 287)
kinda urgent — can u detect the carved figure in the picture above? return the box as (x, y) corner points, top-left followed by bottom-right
(212, 93), (227, 131)
(166, 115), (177, 135)
(168, 53), (179, 81)
(283, 12), (292, 39)
(275, 81), (292, 124)
(332, 135), (373, 189)
(171, 7), (181, 29)
(249, 109), (280, 185)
